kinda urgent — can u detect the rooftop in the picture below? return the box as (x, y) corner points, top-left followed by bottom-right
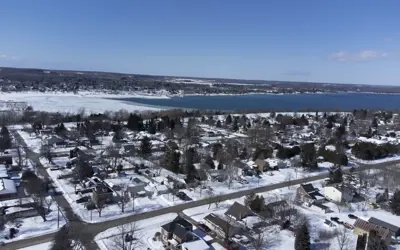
(0, 178), (17, 195)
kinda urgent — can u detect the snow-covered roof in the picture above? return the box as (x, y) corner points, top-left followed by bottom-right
(181, 239), (209, 250)
(211, 242), (226, 250)
(0, 178), (17, 195)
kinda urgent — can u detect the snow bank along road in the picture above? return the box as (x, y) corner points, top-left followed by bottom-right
(6, 156), (400, 250)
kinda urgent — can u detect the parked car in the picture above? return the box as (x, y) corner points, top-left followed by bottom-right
(330, 217), (339, 222)
(76, 188), (94, 195)
(76, 196), (90, 204)
(348, 214), (358, 219)
(177, 192), (192, 201)
(343, 222), (354, 229)
(198, 223), (211, 233)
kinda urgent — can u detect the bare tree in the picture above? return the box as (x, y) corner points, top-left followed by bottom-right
(214, 193), (223, 208)
(336, 227), (352, 250)
(16, 145), (23, 168)
(105, 144), (122, 172)
(93, 192), (106, 217)
(119, 184), (130, 213)
(40, 143), (53, 163)
(224, 160), (238, 189)
(252, 230), (274, 250)
(111, 222), (143, 250)
(206, 191), (223, 209)
(45, 197), (54, 211)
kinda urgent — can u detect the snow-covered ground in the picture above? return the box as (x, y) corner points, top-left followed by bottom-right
(18, 241), (52, 250)
(0, 197), (67, 244)
(0, 92), (164, 113)
(95, 213), (178, 250)
(17, 130), (42, 154)
(183, 181), (400, 250)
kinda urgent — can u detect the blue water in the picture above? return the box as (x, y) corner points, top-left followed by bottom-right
(119, 93), (400, 111)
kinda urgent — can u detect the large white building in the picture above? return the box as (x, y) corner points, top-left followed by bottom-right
(324, 185), (354, 203)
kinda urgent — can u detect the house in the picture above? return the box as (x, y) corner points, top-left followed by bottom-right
(40, 129), (53, 135)
(0, 178), (17, 199)
(225, 202), (254, 221)
(353, 218), (391, 244)
(261, 200), (291, 219)
(161, 216), (193, 245)
(47, 136), (66, 147)
(324, 185), (355, 203)
(311, 203), (332, 214)
(295, 184), (325, 205)
(253, 159), (268, 172)
(0, 154), (12, 166)
(92, 183), (114, 204)
(204, 213), (239, 238)
(122, 144), (135, 155)
(127, 178), (146, 196)
(166, 175), (187, 189)
(0, 165), (8, 178)
(368, 217), (400, 238)
(180, 239), (210, 250)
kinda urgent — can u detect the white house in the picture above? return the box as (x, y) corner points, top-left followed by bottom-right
(324, 185), (354, 203)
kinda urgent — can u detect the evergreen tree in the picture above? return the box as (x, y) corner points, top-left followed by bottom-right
(147, 119), (157, 134)
(390, 190), (400, 215)
(356, 234), (367, 250)
(300, 143), (318, 169)
(216, 120), (222, 128)
(166, 150), (180, 173)
(372, 117), (379, 128)
(367, 230), (387, 250)
(295, 223), (311, 250)
(232, 118), (239, 132)
(127, 113), (144, 131)
(140, 136), (152, 159)
(244, 192), (256, 207)
(0, 126), (11, 150)
(329, 167), (343, 183)
(225, 115), (232, 125)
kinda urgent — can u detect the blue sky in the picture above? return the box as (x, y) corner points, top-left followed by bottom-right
(1, 0), (399, 85)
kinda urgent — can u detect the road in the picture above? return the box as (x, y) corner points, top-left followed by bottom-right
(6, 131), (400, 249)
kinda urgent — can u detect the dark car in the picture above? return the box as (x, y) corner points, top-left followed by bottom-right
(177, 192), (192, 201)
(330, 217), (339, 222)
(76, 196), (90, 204)
(348, 214), (358, 219)
(198, 223), (211, 233)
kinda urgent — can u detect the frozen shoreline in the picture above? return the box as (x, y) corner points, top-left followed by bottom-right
(0, 91), (167, 113)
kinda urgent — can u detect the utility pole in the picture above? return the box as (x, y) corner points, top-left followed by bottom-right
(57, 204), (60, 228)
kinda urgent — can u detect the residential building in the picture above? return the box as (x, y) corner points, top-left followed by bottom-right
(0, 154), (12, 166)
(0, 178), (17, 199)
(253, 159), (268, 172)
(0, 165), (8, 178)
(324, 185), (355, 203)
(262, 200), (291, 219)
(179, 239), (209, 250)
(225, 202), (254, 221)
(295, 184), (325, 205)
(204, 213), (239, 239)
(353, 218), (391, 244)
(368, 217), (400, 238)
(92, 183), (113, 204)
(161, 216), (193, 245)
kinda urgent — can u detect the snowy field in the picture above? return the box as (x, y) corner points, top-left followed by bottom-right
(18, 241), (51, 250)
(0, 197), (67, 244)
(0, 91), (164, 113)
(95, 213), (178, 250)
